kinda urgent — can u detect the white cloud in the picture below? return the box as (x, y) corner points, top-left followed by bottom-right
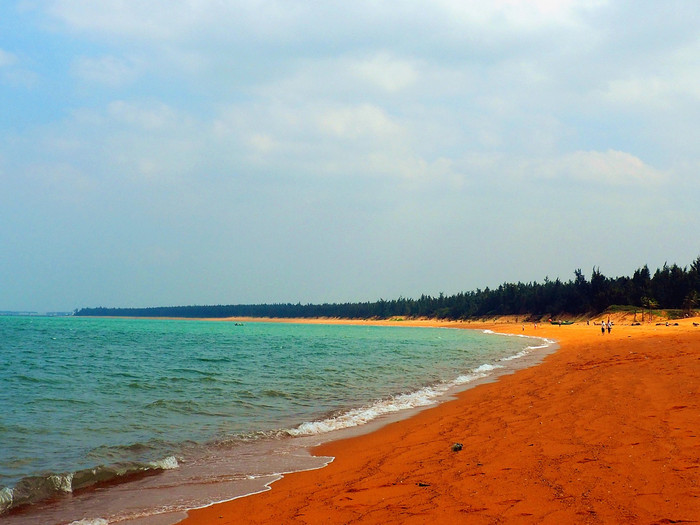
(207, 96), (469, 186)
(529, 150), (666, 185)
(1, 68), (39, 88)
(107, 100), (177, 129)
(213, 100), (404, 150)
(366, 153), (461, 186)
(23, 161), (97, 204)
(598, 48), (700, 110)
(72, 55), (139, 87)
(601, 76), (667, 108)
(318, 104), (402, 140)
(0, 49), (17, 67)
(42, 0), (607, 48)
(449, 149), (666, 187)
(44, 0), (194, 39)
(247, 133), (276, 154)
(43, 0), (306, 42)
(6, 0), (700, 312)
(248, 53), (418, 103)
(564, 150), (665, 185)
(349, 52), (419, 93)
(0, 48), (38, 88)
(431, 0), (607, 30)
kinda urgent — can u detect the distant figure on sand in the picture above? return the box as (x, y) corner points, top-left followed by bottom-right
(601, 322), (605, 335)
(607, 321), (612, 334)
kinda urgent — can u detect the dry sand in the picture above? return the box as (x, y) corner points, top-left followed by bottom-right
(179, 316), (700, 524)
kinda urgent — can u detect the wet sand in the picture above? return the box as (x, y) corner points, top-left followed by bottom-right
(179, 317), (700, 524)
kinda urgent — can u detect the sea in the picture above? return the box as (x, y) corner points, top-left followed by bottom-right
(0, 316), (553, 524)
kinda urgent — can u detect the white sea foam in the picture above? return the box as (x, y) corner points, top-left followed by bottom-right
(483, 332), (554, 359)
(289, 361), (513, 437)
(50, 472), (74, 493)
(150, 455), (179, 470)
(453, 363), (504, 384)
(527, 338), (555, 350)
(69, 519), (108, 525)
(473, 363), (500, 373)
(0, 487), (12, 514)
(500, 349), (529, 361)
(288, 386), (440, 436)
(287, 332), (555, 438)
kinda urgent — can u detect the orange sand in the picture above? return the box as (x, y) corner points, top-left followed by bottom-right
(179, 317), (700, 524)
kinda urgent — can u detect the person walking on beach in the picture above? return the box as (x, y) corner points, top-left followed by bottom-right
(607, 320), (612, 334)
(601, 322), (605, 335)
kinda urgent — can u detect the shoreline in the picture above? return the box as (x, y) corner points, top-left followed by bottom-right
(178, 316), (700, 524)
(159, 320), (556, 524)
(1, 317), (552, 525)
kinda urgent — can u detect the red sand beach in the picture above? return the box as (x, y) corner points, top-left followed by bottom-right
(179, 316), (700, 524)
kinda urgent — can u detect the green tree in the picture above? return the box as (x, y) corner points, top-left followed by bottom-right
(683, 291), (699, 316)
(641, 296), (659, 322)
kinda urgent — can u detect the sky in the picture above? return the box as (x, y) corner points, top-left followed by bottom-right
(1, 0), (699, 312)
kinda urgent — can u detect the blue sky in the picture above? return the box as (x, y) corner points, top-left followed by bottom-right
(1, 1), (699, 312)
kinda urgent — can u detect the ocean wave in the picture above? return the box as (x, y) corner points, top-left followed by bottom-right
(0, 487), (13, 515)
(287, 387), (440, 436)
(453, 363), (504, 384)
(527, 338), (556, 349)
(87, 440), (168, 460)
(27, 397), (95, 407)
(500, 349), (529, 361)
(0, 456), (179, 515)
(287, 360), (510, 437)
(213, 429), (287, 448)
(483, 331), (555, 359)
(286, 334), (554, 439)
(13, 373), (63, 385)
(193, 356), (231, 364)
(261, 389), (294, 399)
(145, 399), (203, 414)
(149, 456), (179, 470)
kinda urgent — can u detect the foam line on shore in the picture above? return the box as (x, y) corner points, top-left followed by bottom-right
(286, 332), (554, 437)
(179, 317), (700, 525)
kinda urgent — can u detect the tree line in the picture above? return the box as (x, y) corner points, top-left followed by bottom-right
(75, 256), (700, 321)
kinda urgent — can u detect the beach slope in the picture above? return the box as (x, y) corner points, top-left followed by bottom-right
(179, 319), (700, 524)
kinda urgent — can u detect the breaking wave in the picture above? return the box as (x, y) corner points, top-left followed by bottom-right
(0, 456), (179, 515)
(287, 334), (551, 438)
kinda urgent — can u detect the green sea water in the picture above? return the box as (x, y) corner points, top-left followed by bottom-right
(0, 316), (551, 524)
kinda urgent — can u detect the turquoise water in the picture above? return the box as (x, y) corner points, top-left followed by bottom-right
(0, 316), (549, 524)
